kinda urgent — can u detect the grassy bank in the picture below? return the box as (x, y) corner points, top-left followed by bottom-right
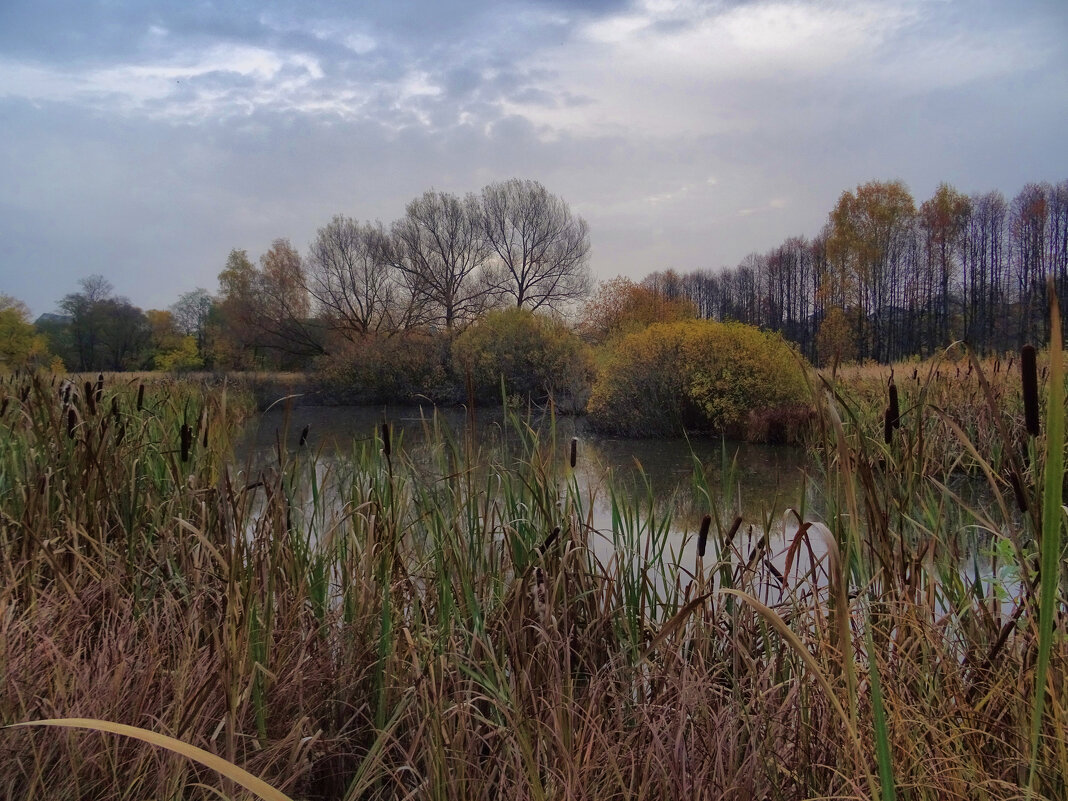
(0, 334), (1065, 799)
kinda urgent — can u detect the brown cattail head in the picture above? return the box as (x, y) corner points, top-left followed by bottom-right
(540, 526), (560, 555)
(569, 437), (578, 469)
(888, 379), (900, 430)
(1021, 344), (1039, 437)
(381, 421), (391, 457)
(115, 423), (125, 446)
(299, 424), (310, 447)
(0, 397), (7, 418)
(83, 381), (96, 416)
(95, 373), (104, 402)
(67, 407), (77, 439)
(201, 417), (209, 448)
(19, 384), (29, 403)
(136, 383), (145, 412)
(62, 382), (72, 404)
(883, 407), (894, 445)
(697, 514), (712, 558)
(180, 423), (193, 462)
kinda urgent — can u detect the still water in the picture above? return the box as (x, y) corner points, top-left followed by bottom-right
(235, 404), (1017, 609)
(235, 404), (813, 569)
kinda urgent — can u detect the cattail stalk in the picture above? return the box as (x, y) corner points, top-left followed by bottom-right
(888, 380), (900, 430)
(569, 437), (577, 469)
(84, 382), (96, 417)
(136, 383), (145, 412)
(1022, 344), (1039, 437)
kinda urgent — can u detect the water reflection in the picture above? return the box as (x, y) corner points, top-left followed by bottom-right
(235, 404), (813, 533)
(233, 404), (1020, 613)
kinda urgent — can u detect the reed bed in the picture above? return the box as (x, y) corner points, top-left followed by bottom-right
(0, 318), (1065, 800)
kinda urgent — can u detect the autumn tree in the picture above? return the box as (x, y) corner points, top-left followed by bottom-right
(479, 178), (592, 311)
(389, 190), (492, 331)
(579, 276), (695, 345)
(825, 180), (916, 361)
(919, 183), (971, 346)
(214, 244), (323, 369)
(0, 294), (48, 370)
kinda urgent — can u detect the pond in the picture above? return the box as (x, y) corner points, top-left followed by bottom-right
(233, 403), (1018, 609)
(235, 404), (813, 569)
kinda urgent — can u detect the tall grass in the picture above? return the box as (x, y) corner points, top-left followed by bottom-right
(0, 324), (1065, 799)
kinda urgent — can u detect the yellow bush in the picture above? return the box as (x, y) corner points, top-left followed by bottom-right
(587, 319), (810, 437)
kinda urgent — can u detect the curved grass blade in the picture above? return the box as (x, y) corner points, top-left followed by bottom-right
(6, 718), (294, 801)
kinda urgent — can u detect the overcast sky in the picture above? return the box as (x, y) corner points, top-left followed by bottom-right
(2, 0), (1066, 317)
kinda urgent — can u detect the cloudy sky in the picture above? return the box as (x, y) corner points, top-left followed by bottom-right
(2, 0), (1066, 317)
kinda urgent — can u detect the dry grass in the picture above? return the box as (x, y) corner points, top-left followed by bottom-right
(0, 350), (1065, 800)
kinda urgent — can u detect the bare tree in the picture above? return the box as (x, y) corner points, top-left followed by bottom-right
(389, 190), (492, 331)
(170, 288), (214, 352)
(305, 216), (407, 341)
(479, 179), (592, 311)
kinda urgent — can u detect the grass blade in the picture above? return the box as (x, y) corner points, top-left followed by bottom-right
(7, 718), (294, 801)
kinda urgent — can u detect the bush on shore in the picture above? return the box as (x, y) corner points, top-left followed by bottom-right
(587, 319), (810, 439)
(451, 307), (595, 411)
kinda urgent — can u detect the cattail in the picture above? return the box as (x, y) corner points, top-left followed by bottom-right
(540, 526), (560, 555)
(994, 358), (1000, 374)
(696, 514), (712, 558)
(569, 437), (577, 469)
(381, 421), (391, 457)
(888, 379), (900, 430)
(136, 383), (145, 412)
(1008, 470), (1028, 512)
(883, 407), (894, 445)
(67, 407), (77, 439)
(110, 396), (120, 423)
(912, 367), (918, 381)
(201, 416), (209, 448)
(19, 384), (29, 403)
(180, 423), (192, 462)
(1021, 344), (1039, 437)
(299, 424), (310, 447)
(62, 382), (72, 404)
(0, 397), (7, 418)
(94, 373), (103, 402)
(115, 423), (125, 446)
(83, 381), (96, 416)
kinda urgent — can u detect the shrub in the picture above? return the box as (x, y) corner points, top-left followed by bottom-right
(587, 319), (810, 437)
(451, 307), (595, 410)
(316, 331), (456, 404)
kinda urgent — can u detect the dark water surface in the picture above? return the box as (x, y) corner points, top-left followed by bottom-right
(235, 404), (813, 562)
(234, 404), (1017, 608)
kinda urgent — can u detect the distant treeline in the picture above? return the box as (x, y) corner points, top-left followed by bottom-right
(638, 179), (1068, 363)
(5, 177), (1066, 376)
